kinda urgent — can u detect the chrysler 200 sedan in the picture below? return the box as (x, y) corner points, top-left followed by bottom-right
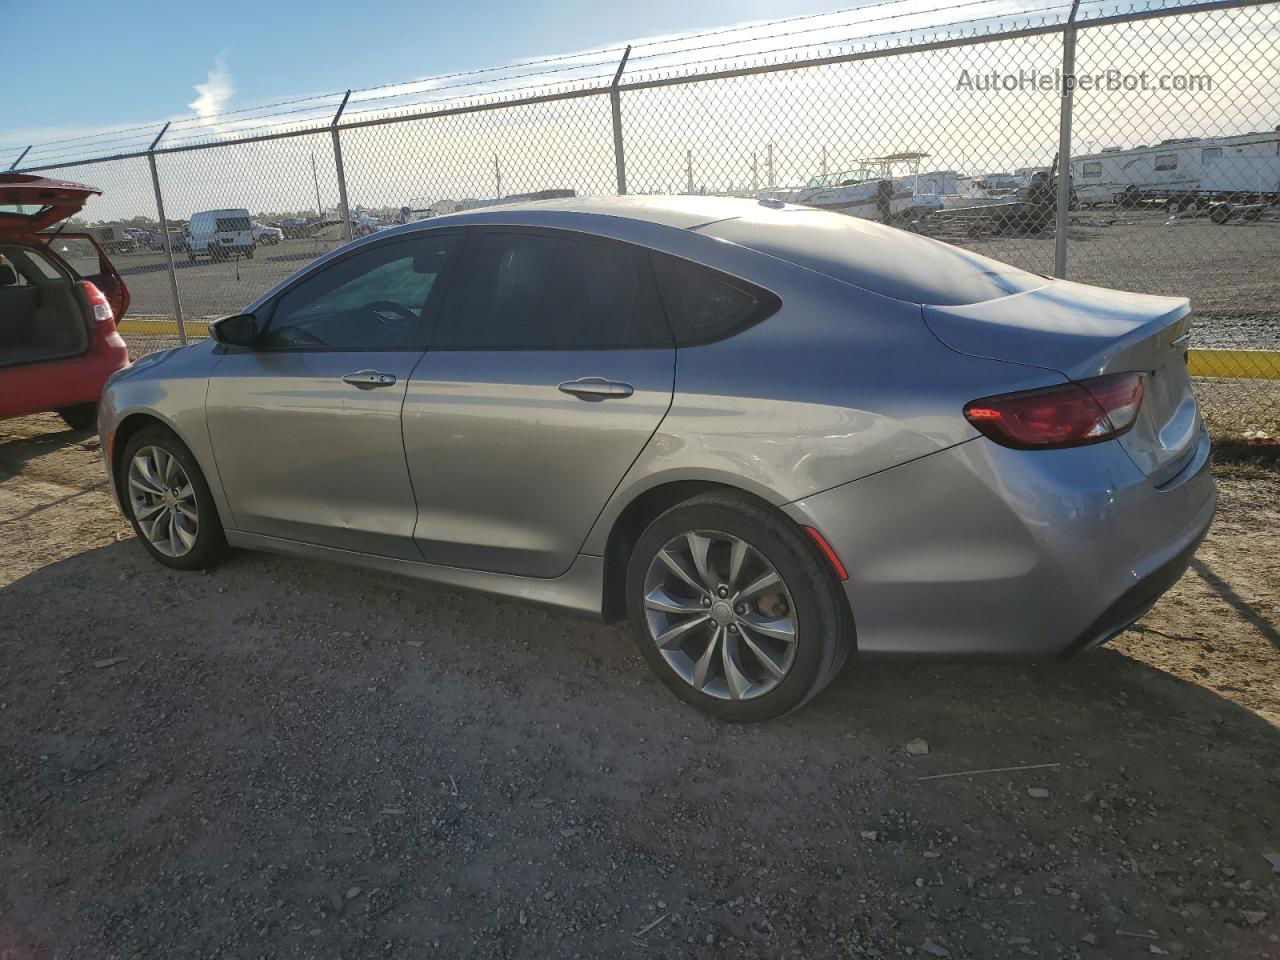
(99, 196), (1215, 721)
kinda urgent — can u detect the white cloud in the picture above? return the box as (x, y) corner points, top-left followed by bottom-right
(188, 52), (234, 120)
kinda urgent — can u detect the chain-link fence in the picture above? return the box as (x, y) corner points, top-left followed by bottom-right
(9, 0), (1279, 440)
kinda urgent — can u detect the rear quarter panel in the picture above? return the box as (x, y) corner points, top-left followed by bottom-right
(579, 252), (1070, 556)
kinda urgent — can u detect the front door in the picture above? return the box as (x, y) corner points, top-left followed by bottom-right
(404, 228), (675, 579)
(205, 233), (458, 559)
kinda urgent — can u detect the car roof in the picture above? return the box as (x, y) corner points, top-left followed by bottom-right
(422, 194), (764, 231)
(395, 195), (1045, 305)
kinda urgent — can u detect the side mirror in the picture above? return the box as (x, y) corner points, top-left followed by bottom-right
(210, 312), (259, 347)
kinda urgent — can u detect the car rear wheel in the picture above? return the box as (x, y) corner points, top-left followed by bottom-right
(626, 493), (852, 722)
(57, 403), (98, 432)
(120, 425), (226, 570)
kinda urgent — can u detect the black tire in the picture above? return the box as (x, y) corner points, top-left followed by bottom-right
(57, 402), (98, 431)
(1209, 203), (1232, 225)
(119, 424), (227, 571)
(245, 247), (255, 260)
(625, 492), (853, 722)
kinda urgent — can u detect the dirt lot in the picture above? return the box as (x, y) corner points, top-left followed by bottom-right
(1, 413), (1277, 959)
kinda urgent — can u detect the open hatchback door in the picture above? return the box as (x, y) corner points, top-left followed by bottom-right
(0, 173), (129, 319)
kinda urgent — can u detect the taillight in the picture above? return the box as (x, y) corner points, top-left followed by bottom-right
(964, 373), (1145, 450)
(80, 280), (114, 323)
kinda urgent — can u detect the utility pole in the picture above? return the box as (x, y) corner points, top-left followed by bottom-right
(686, 150), (694, 194)
(494, 155), (502, 199)
(766, 143), (775, 189)
(751, 152), (759, 192)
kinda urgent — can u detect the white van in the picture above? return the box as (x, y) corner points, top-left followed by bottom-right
(185, 209), (255, 262)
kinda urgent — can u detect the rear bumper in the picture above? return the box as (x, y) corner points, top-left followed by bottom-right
(784, 424), (1215, 659)
(0, 338), (129, 421)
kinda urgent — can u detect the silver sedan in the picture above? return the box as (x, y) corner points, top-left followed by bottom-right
(100, 196), (1215, 721)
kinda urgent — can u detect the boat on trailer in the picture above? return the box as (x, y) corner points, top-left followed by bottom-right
(765, 152), (952, 222)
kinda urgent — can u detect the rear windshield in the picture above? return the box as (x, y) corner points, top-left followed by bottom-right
(216, 217), (250, 231)
(0, 203), (50, 217)
(699, 207), (1048, 306)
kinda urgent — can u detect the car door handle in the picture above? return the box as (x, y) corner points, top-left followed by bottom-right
(557, 377), (634, 400)
(342, 369), (397, 388)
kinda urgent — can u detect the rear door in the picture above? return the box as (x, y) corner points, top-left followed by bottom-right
(403, 228), (675, 578)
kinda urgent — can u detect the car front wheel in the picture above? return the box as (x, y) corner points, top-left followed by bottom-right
(120, 425), (227, 570)
(626, 492), (852, 722)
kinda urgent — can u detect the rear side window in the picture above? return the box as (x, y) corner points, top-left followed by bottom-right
(216, 217), (250, 231)
(43, 236), (99, 279)
(434, 231), (668, 350)
(652, 254), (778, 345)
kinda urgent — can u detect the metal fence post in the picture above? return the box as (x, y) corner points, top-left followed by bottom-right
(8, 145), (31, 170)
(1053, 0), (1082, 279)
(331, 91), (354, 243)
(610, 46), (632, 195)
(147, 123), (187, 345)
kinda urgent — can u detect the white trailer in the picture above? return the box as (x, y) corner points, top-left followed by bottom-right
(1070, 129), (1280, 209)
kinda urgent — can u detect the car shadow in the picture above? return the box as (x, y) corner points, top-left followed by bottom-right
(2, 539), (1276, 957)
(1191, 556), (1280, 652)
(0, 420), (94, 482)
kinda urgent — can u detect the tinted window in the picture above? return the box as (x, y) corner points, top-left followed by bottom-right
(434, 231), (667, 350)
(43, 236), (100, 279)
(260, 235), (455, 350)
(1081, 161), (1103, 177)
(652, 254), (773, 345)
(1154, 154), (1177, 171)
(216, 217), (251, 231)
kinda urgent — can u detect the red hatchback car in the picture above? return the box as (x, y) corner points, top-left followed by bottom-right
(0, 174), (130, 430)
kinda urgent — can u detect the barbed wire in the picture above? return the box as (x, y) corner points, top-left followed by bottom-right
(4, 0), (1238, 167)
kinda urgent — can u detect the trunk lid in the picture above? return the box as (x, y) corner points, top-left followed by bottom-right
(924, 278), (1199, 483)
(0, 174), (101, 237)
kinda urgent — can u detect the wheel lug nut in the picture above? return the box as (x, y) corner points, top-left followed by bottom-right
(735, 604), (748, 615)
(701, 597), (711, 607)
(727, 624), (738, 633)
(717, 586), (729, 598)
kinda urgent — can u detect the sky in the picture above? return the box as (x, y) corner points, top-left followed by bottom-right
(2, 0), (855, 145)
(3, 0), (1273, 225)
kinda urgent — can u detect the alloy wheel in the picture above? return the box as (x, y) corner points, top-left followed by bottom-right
(642, 530), (798, 700)
(128, 445), (199, 558)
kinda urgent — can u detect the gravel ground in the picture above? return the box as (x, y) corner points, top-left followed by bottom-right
(1, 413), (1277, 960)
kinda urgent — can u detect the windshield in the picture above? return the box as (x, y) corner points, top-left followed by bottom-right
(806, 169), (878, 189)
